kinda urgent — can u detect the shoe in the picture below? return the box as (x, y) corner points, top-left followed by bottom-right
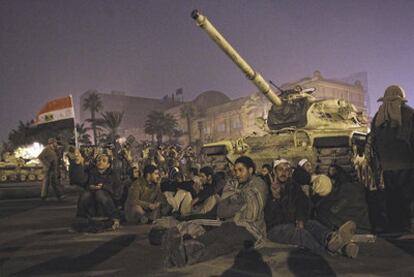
(162, 227), (186, 268)
(342, 242), (359, 258)
(327, 221), (356, 253)
(184, 239), (205, 266)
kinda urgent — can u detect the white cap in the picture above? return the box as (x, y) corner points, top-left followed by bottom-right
(273, 159), (289, 168)
(298, 159), (309, 167)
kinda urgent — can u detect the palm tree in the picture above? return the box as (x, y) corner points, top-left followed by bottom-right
(82, 90), (103, 146)
(97, 111), (124, 146)
(76, 123), (92, 146)
(180, 104), (195, 146)
(144, 111), (178, 145)
(8, 120), (33, 148)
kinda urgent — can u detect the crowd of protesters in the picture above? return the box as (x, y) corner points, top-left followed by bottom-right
(37, 85), (413, 268)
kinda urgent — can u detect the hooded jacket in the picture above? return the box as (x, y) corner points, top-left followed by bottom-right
(371, 103), (414, 170)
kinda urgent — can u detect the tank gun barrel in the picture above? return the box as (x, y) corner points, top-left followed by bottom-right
(191, 10), (282, 106)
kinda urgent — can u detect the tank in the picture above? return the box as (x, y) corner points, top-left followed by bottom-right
(0, 152), (44, 183)
(192, 10), (368, 177)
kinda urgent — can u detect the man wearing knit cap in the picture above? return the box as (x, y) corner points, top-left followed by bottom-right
(370, 85), (414, 233)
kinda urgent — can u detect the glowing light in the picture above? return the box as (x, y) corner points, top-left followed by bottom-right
(14, 142), (44, 160)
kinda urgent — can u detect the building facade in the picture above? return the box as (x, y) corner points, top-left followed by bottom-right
(79, 90), (179, 142)
(79, 70), (367, 146)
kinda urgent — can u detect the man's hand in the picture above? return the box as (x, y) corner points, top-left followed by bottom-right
(149, 202), (160, 210)
(191, 198), (199, 206)
(270, 182), (281, 199)
(295, 220), (304, 229)
(89, 183), (103, 190)
(74, 149), (84, 165)
(192, 177), (202, 193)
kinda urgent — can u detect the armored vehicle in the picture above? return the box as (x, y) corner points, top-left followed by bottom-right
(0, 152), (44, 183)
(192, 10), (368, 178)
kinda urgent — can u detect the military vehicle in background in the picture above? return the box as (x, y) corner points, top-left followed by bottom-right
(192, 10), (368, 179)
(0, 149), (44, 183)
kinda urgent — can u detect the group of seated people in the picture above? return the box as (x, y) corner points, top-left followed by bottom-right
(68, 148), (371, 267)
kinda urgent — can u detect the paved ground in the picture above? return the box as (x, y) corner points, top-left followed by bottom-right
(0, 191), (413, 276)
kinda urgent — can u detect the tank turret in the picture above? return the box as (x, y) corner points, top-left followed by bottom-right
(193, 10), (368, 180)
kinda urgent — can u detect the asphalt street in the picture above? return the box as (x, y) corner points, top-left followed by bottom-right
(0, 188), (413, 276)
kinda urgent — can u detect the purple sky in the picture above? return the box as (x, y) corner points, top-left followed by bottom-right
(1, 0), (414, 142)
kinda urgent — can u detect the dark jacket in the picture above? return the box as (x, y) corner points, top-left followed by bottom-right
(160, 179), (197, 198)
(264, 179), (309, 231)
(371, 104), (414, 171)
(69, 163), (121, 199)
(312, 166), (371, 231)
(194, 182), (216, 206)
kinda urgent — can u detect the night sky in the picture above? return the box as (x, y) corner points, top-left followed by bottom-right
(1, 0), (414, 142)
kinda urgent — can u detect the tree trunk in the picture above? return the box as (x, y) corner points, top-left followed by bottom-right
(186, 116), (192, 146)
(156, 133), (162, 146)
(91, 111), (98, 146)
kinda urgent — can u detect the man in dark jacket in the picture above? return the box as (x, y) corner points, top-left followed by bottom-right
(266, 159), (359, 258)
(69, 150), (121, 230)
(312, 164), (371, 232)
(370, 85), (414, 233)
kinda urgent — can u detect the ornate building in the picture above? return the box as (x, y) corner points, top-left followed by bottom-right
(174, 70), (368, 146)
(281, 71), (367, 115)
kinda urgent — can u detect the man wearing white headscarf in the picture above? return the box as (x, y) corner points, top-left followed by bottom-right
(371, 85), (414, 233)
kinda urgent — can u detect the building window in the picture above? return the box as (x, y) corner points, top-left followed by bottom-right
(216, 123), (226, 132)
(231, 118), (242, 129)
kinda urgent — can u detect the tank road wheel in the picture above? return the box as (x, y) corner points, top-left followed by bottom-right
(9, 174), (17, 182)
(28, 174), (36, 181)
(19, 174), (27, 182)
(0, 175), (7, 182)
(37, 174), (44, 181)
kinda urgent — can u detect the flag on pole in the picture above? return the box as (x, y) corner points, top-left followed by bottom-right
(35, 96), (75, 130)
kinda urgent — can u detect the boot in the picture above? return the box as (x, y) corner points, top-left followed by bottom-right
(327, 221), (356, 253)
(342, 242), (359, 258)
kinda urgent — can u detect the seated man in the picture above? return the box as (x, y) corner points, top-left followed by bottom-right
(163, 156), (268, 267)
(161, 167), (196, 215)
(312, 164), (371, 232)
(173, 166), (218, 217)
(266, 159), (359, 258)
(69, 149), (121, 230)
(125, 164), (167, 224)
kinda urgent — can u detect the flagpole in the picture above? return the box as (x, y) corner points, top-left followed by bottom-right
(70, 95), (79, 148)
